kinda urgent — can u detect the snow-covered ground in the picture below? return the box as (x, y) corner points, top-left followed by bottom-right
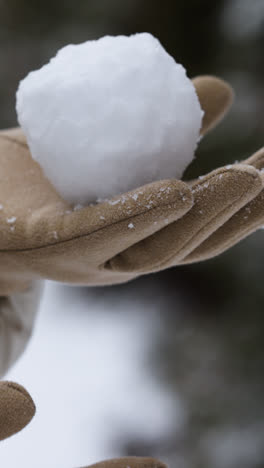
(1, 281), (183, 468)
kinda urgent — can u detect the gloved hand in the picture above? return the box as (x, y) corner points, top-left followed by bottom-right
(0, 76), (263, 296)
(0, 282), (43, 440)
(0, 75), (263, 458)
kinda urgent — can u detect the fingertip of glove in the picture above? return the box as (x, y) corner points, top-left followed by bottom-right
(244, 146), (264, 171)
(0, 381), (36, 441)
(192, 75), (234, 135)
(85, 457), (168, 468)
(3, 381), (35, 405)
(229, 163), (263, 186)
(193, 164), (264, 215)
(197, 162), (263, 187)
(231, 164), (263, 200)
(0, 127), (28, 147)
(134, 457), (168, 468)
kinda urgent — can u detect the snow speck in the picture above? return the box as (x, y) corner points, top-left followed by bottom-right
(7, 216), (16, 224)
(73, 204), (83, 211)
(16, 33), (203, 205)
(108, 199), (121, 206)
(128, 223), (135, 229)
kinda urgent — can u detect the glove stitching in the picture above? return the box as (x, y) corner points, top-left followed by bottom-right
(0, 197), (192, 253)
(185, 191), (264, 262)
(0, 133), (28, 149)
(185, 222), (263, 264)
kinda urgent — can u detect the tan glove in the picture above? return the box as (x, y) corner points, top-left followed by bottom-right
(0, 381), (35, 441)
(0, 281), (43, 440)
(1, 75), (263, 450)
(2, 75), (262, 297)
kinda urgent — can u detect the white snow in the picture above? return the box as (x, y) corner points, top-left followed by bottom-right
(128, 223), (135, 229)
(16, 33), (203, 205)
(6, 216), (16, 223)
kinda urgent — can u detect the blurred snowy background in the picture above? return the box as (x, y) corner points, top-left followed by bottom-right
(1, 1), (264, 467)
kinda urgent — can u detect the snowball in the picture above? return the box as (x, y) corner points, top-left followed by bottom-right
(16, 33), (203, 205)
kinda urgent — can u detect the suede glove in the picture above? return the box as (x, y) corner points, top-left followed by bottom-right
(0, 76), (263, 296)
(0, 75), (264, 454)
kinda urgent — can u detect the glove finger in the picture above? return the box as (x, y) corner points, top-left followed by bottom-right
(243, 146), (264, 170)
(2, 179), (193, 287)
(182, 147), (264, 263)
(106, 165), (263, 273)
(82, 458), (167, 468)
(0, 381), (35, 441)
(0, 127), (28, 146)
(192, 75), (234, 136)
(10, 178), (192, 253)
(183, 175), (264, 264)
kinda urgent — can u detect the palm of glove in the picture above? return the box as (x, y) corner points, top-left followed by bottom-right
(0, 127), (193, 293)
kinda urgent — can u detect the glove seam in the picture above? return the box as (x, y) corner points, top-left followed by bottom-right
(184, 193), (264, 263)
(0, 133), (28, 149)
(0, 195), (193, 254)
(246, 156), (264, 170)
(184, 222), (263, 264)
